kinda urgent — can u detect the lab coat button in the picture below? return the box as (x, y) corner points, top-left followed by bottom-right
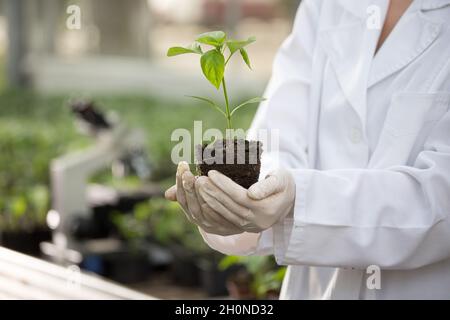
(349, 127), (362, 144)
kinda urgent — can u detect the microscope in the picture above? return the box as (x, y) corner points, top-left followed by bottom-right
(41, 101), (165, 283)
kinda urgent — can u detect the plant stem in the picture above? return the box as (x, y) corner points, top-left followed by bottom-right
(222, 77), (232, 132)
(225, 54), (232, 66)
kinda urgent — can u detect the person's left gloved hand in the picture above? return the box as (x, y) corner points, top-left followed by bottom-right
(165, 162), (244, 236)
(196, 169), (296, 233)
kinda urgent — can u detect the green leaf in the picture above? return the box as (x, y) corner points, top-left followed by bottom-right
(274, 267), (287, 281)
(226, 36), (256, 55)
(244, 256), (268, 274)
(200, 49), (225, 89)
(187, 96), (226, 117)
(240, 48), (252, 69)
(167, 43), (202, 57)
(231, 97), (266, 117)
(219, 255), (242, 271)
(196, 31), (226, 47)
(11, 196), (27, 218)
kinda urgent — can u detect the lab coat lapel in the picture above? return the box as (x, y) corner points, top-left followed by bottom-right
(319, 1), (386, 131)
(368, 4), (443, 88)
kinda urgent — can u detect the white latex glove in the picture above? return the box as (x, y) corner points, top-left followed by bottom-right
(164, 162), (244, 236)
(197, 169), (296, 233)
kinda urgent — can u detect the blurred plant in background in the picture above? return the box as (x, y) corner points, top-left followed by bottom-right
(0, 54), (5, 91)
(0, 0), (296, 298)
(112, 198), (208, 254)
(112, 198), (287, 298)
(0, 90), (88, 233)
(0, 88), (257, 233)
(0, 88), (281, 297)
(220, 255), (286, 299)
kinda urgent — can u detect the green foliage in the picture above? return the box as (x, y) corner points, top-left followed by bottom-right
(112, 198), (209, 253)
(226, 36), (256, 55)
(187, 96), (226, 117)
(0, 92), (85, 231)
(255, 267), (286, 298)
(200, 50), (225, 89)
(167, 43), (203, 57)
(196, 31), (227, 47)
(0, 54), (5, 92)
(231, 97), (266, 117)
(219, 255), (286, 299)
(0, 89), (258, 232)
(167, 30), (266, 131)
(239, 48), (252, 69)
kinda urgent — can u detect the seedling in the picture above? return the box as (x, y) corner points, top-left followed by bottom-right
(167, 31), (264, 188)
(167, 30), (265, 134)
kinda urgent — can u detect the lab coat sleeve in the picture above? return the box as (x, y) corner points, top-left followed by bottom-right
(200, 0), (322, 256)
(275, 111), (450, 270)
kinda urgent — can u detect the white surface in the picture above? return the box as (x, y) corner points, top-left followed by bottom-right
(0, 246), (154, 300)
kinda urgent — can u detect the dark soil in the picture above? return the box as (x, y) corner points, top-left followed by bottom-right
(196, 139), (262, 189)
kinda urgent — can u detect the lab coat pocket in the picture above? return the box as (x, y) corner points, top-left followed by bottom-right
(384, 93), (449, 137)
(370, 93), (450, 168)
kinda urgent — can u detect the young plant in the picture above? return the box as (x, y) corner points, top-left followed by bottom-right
(219, 255), (286, 299)
(167, 31), (265, 134)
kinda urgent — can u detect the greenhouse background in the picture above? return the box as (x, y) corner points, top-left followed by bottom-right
(0, 0), (300, 299)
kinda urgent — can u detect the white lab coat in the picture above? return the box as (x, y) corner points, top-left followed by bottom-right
(201, 0), (450, 299)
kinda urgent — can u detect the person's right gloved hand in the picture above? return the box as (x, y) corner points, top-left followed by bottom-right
(165, 162), (244, 236)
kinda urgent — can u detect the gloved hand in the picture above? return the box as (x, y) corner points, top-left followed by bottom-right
(164, 162), (244, 236)
(197, 169), (296, 233)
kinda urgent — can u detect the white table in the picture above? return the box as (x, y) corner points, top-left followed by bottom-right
(0, 246), (155, 300)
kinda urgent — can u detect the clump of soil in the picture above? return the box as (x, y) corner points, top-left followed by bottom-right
(196, 139), (262, 189)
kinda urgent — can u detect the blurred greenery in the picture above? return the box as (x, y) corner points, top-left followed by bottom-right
(0, 39), (285, 300)
(112, 198), (209, 253)
(220, 255), (286, 299)
(0, 90), (90, 230)
(0, 70), (273, 292)
(0, 88), (257, 231)
(0, 54), (5, 91)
